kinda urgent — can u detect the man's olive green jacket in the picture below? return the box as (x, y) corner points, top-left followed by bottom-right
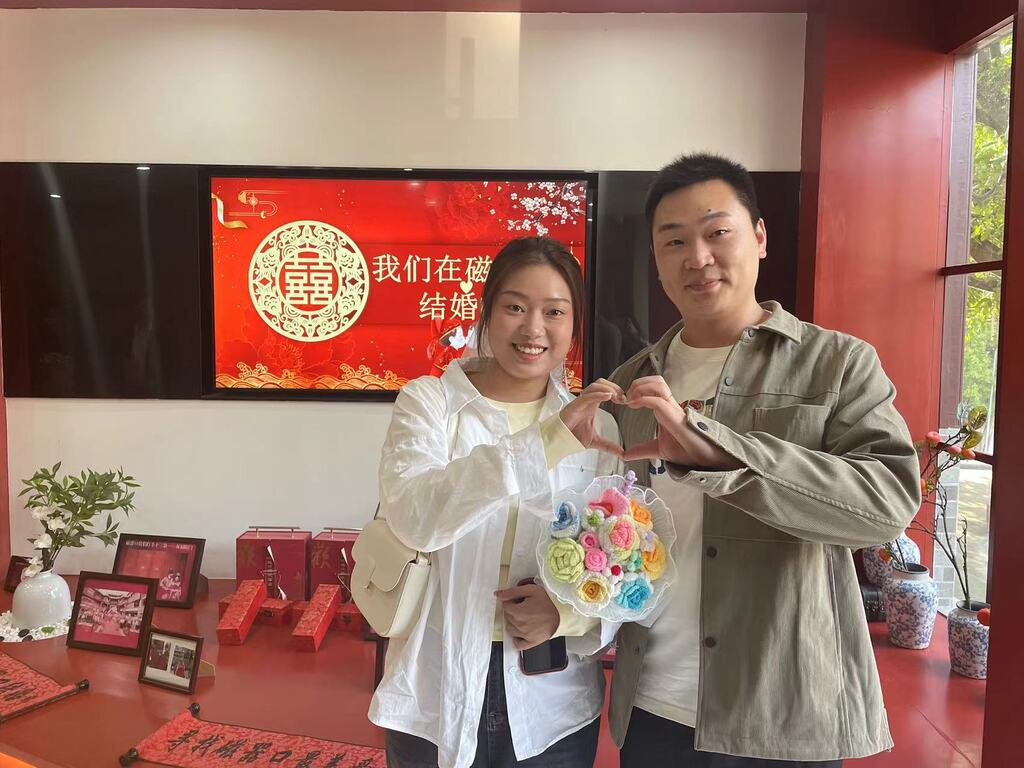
(605, 302), (920, 761)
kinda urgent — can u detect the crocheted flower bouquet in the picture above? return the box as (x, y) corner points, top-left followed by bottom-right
(537, 471), (675, 621)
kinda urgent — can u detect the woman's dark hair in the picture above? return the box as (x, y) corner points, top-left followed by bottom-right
(477, 236), (585, 357)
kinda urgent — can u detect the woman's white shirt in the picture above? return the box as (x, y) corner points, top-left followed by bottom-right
(369, 360), (620, 768)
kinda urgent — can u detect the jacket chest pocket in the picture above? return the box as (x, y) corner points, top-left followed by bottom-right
(752, 404), (830, 451)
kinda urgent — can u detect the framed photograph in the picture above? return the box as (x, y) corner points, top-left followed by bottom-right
(139, 628), (204, 694)
(66, 572), (157, 656)
(113, 534), (206, 608)
(4, 556), (31, 593)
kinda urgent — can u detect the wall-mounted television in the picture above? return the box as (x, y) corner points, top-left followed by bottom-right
(0, 163), (204, 398)
(0, 163), (798, 400)
(202, 170), (596, 399)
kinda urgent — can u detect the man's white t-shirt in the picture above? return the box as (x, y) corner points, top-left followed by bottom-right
(634, 332), (732, 727)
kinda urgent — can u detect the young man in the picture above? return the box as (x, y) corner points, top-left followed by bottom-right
(605, 153), (921, 766)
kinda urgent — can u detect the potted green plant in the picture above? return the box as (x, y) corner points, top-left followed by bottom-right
(13, 463), (138, 630)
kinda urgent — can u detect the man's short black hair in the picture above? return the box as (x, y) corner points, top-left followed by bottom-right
(645, 152), (761, 231)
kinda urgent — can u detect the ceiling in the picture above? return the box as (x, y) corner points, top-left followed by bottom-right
(0, 0), (808, 12)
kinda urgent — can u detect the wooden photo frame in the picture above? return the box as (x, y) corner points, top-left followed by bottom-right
(113, 534), (206, 609)
(66, 572), (157, 656)
(3, 556), (31, 593)
(139, 628), (204, 695)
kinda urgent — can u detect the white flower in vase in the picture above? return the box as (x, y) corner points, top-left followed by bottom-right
(15, 463), (139, 631)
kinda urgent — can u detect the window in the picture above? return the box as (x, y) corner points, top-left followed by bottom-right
(936, 25), (1012, 612)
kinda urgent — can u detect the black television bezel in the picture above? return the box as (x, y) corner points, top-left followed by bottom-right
(197, 165), (600, 402)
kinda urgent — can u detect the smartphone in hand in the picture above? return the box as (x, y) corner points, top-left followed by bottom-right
(515, 578), (569, 675)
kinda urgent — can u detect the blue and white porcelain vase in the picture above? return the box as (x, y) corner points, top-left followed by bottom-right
(882, 563), (937, 649)
(948, 600), (989, 679)
(863, 533), (921, 587)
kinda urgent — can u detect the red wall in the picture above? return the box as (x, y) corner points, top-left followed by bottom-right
(800, 0), (952, 567)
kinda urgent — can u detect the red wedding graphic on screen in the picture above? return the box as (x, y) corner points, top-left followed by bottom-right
(210, 177), (589, 392)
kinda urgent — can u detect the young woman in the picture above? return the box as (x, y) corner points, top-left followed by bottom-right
(370, 237), (624, 768)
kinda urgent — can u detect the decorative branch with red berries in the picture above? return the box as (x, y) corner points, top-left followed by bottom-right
(884, 404), (988, 606)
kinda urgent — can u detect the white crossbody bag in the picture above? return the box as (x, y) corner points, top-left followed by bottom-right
(352, 410), (459, 639)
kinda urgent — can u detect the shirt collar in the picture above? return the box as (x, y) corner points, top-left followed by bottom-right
(646, 300), (803, 372)
(440, 357), (572, 416)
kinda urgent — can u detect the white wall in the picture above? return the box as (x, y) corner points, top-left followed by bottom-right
(6, 398), (392, 577)
(1, 8), (805, 576)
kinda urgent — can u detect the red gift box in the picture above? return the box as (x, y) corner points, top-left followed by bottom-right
(289, 601), (309, 623)
(218, 594), (233, 618)
(311, 528), (359, 602)
(291, 584), (341, 652)
(333, 602), (364, 633)
(216, 579), (267, 645)
(235, 527), (312, 601)
(257, 598), (295, 626)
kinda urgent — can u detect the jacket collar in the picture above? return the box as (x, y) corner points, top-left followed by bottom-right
(440, 356), (572, 416)
(646, 300), (803, 372)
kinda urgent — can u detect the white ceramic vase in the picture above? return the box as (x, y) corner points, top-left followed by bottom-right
(11, 570), (72, 630)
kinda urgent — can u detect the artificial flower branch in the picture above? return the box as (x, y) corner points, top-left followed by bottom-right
(884, 404), (987, 606)
(19, 463), (138, 579)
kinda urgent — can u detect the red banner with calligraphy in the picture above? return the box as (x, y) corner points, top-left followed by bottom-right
(0, 651), (86, 723)
(127, 708), (385, 767)
(210, 177), (590, 392)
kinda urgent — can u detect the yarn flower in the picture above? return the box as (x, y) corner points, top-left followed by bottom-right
(579, 532), (600, 550)
(616, 574), (653, 611)
(584, 547), (608, 573)
(581, 505), (606, 532)
(547, 539), (585, 583)
(625, 549), (644, 573)
(638, 529), (656, 553)
(595, 487), (631, 517)
(630, 500), (654, 530)
(604, 563), (624, 586)
(550, 501), (580, 539)
(642, 537), (667, 581)
(576, 572), (612, 607)
(601, 516), (638, 563)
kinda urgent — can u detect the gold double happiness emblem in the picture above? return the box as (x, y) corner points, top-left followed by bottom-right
(248, 220), (369, 342)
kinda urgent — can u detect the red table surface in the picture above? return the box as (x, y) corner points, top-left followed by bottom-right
(0, 578), (382, 768)
(0, 578), (985, 768)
